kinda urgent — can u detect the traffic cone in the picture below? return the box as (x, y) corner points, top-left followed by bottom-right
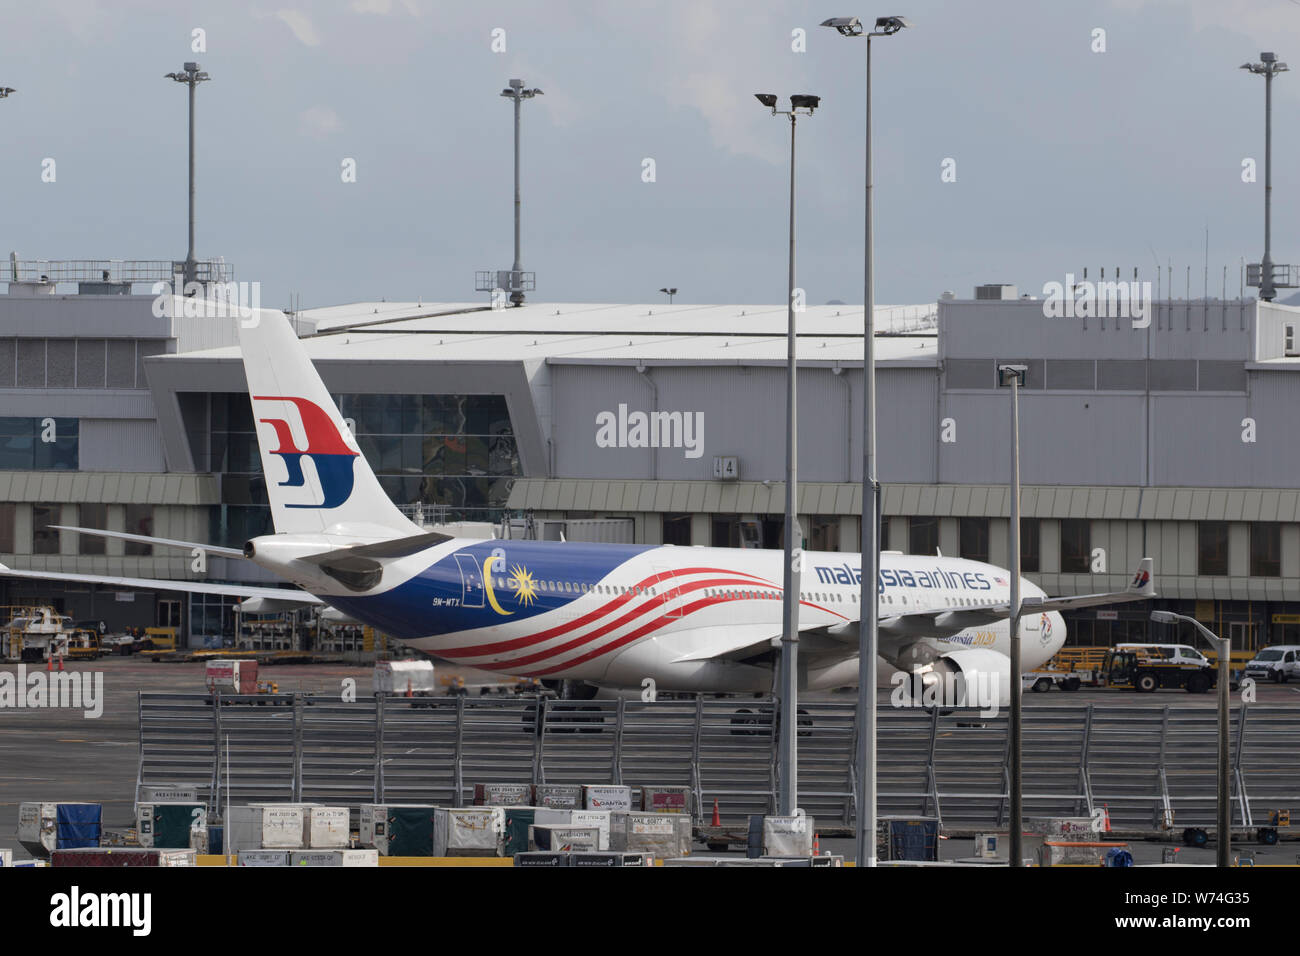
(58, 655), (64, 672)
(711, 797), (720, 827)
(46, 655), (52, 672)
(813, 832), (820, 856)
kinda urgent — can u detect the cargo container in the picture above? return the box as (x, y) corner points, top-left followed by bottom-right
(503, 806), (541, 856)
(0, 849), (11, 867)
(17, 802), (101, 857)
(224, 805), (305, 854)
(529, 824), (601, 852)
(290, 849), (379, 867)
(514, 851), (570, 867)
(765, 813), (816, 857)
(302, 806), (350, 848)
(204, 659), (260, 695)
(473, 783), (532, 806)
(433, 807), (506, 857)
(532, 784), (582, 809)
(641, 785), (692, 815)
(373, 659), (436, 696)
(360, 804), (439, 856)
(534, 808), (611, 850)
(612, 812), (693, 857)
(875, 816), (938, 862)
(583, 785), (632, 811)
(238, 850), (289, 867)
(137, 802), (207, 850)
(571, 852), (652, 867)
(51, 847), (194, 867)
(139, 785), (200, 804)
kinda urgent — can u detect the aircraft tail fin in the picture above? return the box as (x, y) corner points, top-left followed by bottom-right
(237, 310), (419, 539)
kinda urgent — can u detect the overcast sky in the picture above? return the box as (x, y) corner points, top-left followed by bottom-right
(2, 0), (1300, 309)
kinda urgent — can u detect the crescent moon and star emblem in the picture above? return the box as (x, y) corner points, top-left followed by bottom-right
(482, 554), (539, 614)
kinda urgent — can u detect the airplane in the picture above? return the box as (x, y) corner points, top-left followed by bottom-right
(0, 308), (1157, 705)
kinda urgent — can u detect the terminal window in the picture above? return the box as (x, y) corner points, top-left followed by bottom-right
(908, 517), (938, 556)
(32, 504), (61, 555)
(0, 417), (79, 470)
(662, 513), (691, 546)
(1198, 522), (1229, 576)
(959, 518), (989, 563)
(0, 503), (13, 553)
(78, 504), (107, 555)
(1059, 519), (1090, 573)
(1020, 518), (1040, 572)
(1250, 522), (1281, 577)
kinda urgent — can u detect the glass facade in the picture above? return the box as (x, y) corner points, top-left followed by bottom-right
(207, 392), (521, 546)
(0, 417), (78, 470)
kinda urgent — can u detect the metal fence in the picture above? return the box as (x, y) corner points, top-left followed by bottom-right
(137, 694), (1300, 829)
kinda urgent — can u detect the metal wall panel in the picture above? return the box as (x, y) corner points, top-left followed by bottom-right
(79, 420), (167, 472)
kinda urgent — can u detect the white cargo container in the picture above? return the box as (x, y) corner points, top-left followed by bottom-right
(290, 849), (379, 867)
(532, 784), (582, 809)
(583, 785), (632, 811)
(0, 849), (11, 867)
(139, 785), (200, 804)
(433, 807), (506, 857)
(225, 805), (305, 854)
(238, 850), (290, 867)
(612, 812), (693, 857)
(302, 806), (350, 848)
(530, 825), (602, 852)
(373, 660), (437, 696)
(763, 813), (814, 857)
(533, 808), (611, 850)
(472, 783), (532, 806)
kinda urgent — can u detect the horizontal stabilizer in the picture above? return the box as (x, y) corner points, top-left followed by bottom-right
(0, 561), (323, 604)
(296, 529), (455, 592)
(52, 526), (246, 559)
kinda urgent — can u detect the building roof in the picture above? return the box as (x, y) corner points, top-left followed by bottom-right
(177, 301), (939, 367)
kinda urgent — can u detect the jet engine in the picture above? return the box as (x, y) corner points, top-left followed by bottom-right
(895, 648), (1010, 711)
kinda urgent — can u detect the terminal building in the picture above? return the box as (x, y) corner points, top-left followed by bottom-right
(4, 260), (1300, 653)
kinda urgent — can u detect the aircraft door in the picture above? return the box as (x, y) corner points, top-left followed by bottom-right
(455, 553), (485, 608)
(653, 562), (684, 619)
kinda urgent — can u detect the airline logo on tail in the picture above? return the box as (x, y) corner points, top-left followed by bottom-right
(253, 395), (359, 509)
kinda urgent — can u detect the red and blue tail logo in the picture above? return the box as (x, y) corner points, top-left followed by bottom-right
(1131, 568), (1150, 589)
(253, 395), (359, 509)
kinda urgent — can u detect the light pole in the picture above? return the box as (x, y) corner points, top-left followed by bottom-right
(501, 79), (542, 306)
(821, 13), (910, 868)
(1152, 610), (1232, 866)
(757, 91), (819, 815)
(1241, 53), (1289, 302)
(165, 62), (210, 288)
(658, 287), (678, 304)
(999, 364), (1027, 865)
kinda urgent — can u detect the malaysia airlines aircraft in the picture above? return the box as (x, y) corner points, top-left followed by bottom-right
(1, 309), (1156, 702)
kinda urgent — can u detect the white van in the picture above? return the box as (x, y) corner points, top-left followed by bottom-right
(1243, 646), (1300, 684)
(1114, 643), (1211, 667)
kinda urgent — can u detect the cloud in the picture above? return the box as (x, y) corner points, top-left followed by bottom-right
(299, 106), (343, 138)
(349, 0), (420, 14)
(275, 9), (321, 47)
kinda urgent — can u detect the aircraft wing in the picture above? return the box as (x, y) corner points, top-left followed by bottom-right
(0, 562), (324, 605)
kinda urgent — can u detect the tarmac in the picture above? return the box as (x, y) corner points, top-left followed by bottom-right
(3, 656), (1299, 863)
